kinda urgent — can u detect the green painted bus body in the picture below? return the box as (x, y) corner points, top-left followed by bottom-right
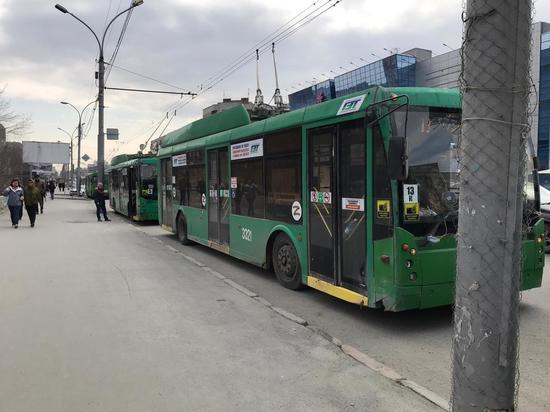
(157, 87), (545, 311)
(108, 155), (159, 222)
(84, 172), (110, 198)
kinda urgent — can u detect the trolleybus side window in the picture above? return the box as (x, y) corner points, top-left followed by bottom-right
(173, 150), (205, 209)
(231, 158), (265, 218)
(265, 128), (302, 223)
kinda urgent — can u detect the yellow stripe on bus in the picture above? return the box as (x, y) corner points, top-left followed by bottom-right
(307, 276), (368, 306)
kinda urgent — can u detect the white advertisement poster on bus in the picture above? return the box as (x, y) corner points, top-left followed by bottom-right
(231, 138), (263, 160)
(172, 153), (187, 167)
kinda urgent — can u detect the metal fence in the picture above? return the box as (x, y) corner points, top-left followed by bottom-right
(451, 0), (534, 410)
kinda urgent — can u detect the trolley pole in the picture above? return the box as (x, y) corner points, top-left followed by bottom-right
(451, 0), (532, 410)
(76, 120), (82, 193)
(98, 54), (105, 187)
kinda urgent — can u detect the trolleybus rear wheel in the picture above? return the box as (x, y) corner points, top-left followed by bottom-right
(272, 233), (303, 290)
(177, 214), (193, 245)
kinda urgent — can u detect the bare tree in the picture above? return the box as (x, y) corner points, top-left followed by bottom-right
(0, 87), (31, 140)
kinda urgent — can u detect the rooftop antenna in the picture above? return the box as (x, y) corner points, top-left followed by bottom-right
(254, 49), (264, 106)
(271, 43), (283, 108)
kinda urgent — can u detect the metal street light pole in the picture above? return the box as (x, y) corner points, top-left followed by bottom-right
(60, 100), (96, 194)
(57, 126), (78, 185)
(55, 1), (144, 187)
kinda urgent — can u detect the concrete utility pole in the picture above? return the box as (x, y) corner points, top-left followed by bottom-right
(61, 100), (96, 193)
(55, 1), (144, 186)
(451, 0), (532, 411)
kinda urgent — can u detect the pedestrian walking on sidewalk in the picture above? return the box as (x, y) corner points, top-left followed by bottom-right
(2, 179), (24, 228)
(94, 183), (110, 222)
(48, 180), (56, 200)
(34, 176), (45, 213)
(58, 181), (65, 193)
(24, 179), (41, 228)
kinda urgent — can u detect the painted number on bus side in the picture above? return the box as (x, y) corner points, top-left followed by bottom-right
(241, 227), (253, 242)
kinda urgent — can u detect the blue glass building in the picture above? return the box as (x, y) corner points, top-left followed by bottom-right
(288, 79), (335, 110)
(288, 54), (416, 110)
(538, 29), (550, 168)
(287, 31), (550, 169)
(334, 54), (416, 97)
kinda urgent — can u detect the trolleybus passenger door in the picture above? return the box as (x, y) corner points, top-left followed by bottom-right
(162, 158), (173, 228)
(121, 168), (129, 216)
(308, 126), (336, 281)
(208, 148), (230, 245)
(338, 120), (367, 290)
(308, 120), (367, 291)
(128, 166), (137, 218)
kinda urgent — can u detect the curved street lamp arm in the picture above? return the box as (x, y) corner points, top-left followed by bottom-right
(67, 12), (101, 53)
(62, 101), (81, 123)
(57, 127), (72, 140)
(101, 5), (136, 54)
(81, 99), (98, 118)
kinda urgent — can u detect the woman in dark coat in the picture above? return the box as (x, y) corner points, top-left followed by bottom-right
(24, 179), (41, 227)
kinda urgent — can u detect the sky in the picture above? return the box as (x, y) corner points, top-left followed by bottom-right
(1, 0), (549, 167)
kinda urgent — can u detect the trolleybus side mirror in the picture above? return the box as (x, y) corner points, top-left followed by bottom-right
(388, 136), (408, 180)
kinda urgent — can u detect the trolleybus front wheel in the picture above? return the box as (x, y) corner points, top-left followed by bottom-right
(176, 214), (194, 245)
(272, 233), (303, 290)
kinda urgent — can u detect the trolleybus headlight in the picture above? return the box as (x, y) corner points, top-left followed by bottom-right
(537, 235), (544, 244)
(401, 243), (410, 252)
(410, 248), (417, 256)
(409, 272), (417, 281)
(405, 260), (413, 269)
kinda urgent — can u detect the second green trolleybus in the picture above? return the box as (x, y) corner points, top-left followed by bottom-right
(157, 86), (545, 311)
(108, 154), (159, 221)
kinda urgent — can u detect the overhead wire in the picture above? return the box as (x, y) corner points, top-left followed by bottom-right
(200, 0), (324, 87)
(104, 62), (191, 91)
(113, 0), (343, 157)
(105, 7), (134, 84)
(168, 0), (343, 118)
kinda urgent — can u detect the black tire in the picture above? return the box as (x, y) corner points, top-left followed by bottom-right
(272, 233), (303, 290)
(176, 214), (194, 245)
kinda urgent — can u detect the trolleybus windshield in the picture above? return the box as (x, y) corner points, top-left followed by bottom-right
(393, 106), (461, 237)
(140, 164), (157, 200)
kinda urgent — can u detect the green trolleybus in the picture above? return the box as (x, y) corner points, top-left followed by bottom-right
(84, 171), (110, 199)
(157, 86), (545, 311)
(108, 154), (159, 221)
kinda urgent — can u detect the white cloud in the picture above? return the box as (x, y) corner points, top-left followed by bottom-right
(1, 0), (548, 159)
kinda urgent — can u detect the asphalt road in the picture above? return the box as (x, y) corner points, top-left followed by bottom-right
(0, 198), (442, 412)
(139, 213), (550, 412)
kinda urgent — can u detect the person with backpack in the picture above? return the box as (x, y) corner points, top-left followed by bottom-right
(2, 179), (24, 228)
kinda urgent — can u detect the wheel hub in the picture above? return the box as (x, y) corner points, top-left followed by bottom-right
(278, 245), (294, 277)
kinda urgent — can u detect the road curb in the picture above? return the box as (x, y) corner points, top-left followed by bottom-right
(223, 278), (258, 297)
(400, 379), (450, 411)
(202, 266), (226, 280)
(272, 306), (308, 326)
(136, 224), (450, 411)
